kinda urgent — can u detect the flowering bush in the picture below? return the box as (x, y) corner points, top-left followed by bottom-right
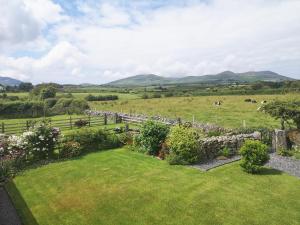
(24, 122), (60, 160)
(6, 135), (27, 159)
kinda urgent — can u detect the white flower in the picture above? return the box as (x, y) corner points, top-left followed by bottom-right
(39, 135), (44, 140)
(22, 131), (34, 138)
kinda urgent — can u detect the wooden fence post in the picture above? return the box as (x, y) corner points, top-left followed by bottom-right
(125, 123), (129, 132)
(88, 115), (91, 127)
(1, 122), (4, 134)
(26, 121), (29, 130)
(115, 113), (118, 124)
(104, 113), (107, 125)
(69, 116), (73, 129)
(177, 117), (182, 126)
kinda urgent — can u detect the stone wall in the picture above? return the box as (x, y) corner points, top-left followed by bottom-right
(200, 132), (261, 160)
(84, 110), (227, 133)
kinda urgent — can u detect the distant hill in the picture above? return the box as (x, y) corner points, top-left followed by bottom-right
(106, 74), (176, 86)
(105, 71), (294, 86)
(0, 76), (22, 86)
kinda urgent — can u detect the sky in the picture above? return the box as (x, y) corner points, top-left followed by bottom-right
(0, 0), (300, 84)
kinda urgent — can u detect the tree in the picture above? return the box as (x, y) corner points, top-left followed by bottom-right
(19, 82), (34, 91)
(39, 87), (56, 100)
(260, 100), (300, 129)
(30, 83), (59, 99)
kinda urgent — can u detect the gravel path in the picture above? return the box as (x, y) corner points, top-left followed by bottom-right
(265, 153), (300, 178)
(191, 155), (241, 171)
(0, 187), (22, 225)
(192, 152), (300, 178)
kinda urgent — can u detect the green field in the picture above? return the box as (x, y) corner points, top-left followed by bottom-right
(6, 148), (300, 225)
(6, 91), (139, 101)
(90, 93), (300, 128)
(3, 92), (299, 129)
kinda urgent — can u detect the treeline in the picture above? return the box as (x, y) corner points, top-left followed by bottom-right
(0, 83), (89, 118)
(85, 94), (118, 101)
(0, 99), (89, 118)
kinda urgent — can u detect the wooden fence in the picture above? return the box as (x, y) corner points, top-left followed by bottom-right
(0, 116), (107, 135)
(0, 113), (206, 135)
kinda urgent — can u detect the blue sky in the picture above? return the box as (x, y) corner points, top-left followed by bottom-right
(0, 0), (299, 84)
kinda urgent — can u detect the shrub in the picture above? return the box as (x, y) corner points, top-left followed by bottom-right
(7, 135), (27, 158)
(65, 128), (121, 152)
(0, 101), (44, 118)
(292, 146), (300, 159)
(59, 141), (81, 158)
(166, 125), (201, 165)
(74, 119), (89, 128)
(141, 93), (149, 99)
(219, 147), (231, 158)
(152, 93), (161, 98)
(51, 98), (89, 115)
(0, 160), (14, 182)
(118, 132), (133, 145)
(136, 120), (169, 155)
(239, 140), (269, 173)
(85, 94), (118, 101)
(164, 92), (174, 97)
(24, 122), (60, 160)
(44, 98), (57, 108)
(277, 148), (293, 157)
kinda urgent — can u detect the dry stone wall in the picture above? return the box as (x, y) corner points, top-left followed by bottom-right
(200, 132), (261, 160)
(85, 110), (227, 133)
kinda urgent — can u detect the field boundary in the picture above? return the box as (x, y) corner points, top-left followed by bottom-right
(0, 116), (105, 135)
(85, 110), (227, 133)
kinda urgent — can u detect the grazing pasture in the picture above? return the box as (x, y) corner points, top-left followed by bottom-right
(6, 148), (300, 225)
(90, 93), (300, 128)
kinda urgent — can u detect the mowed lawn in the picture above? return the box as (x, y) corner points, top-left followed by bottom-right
(90, 93), (300, 128)
(6, 148), (300, 225)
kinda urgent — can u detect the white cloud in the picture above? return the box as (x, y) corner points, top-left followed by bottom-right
(0, 42), (87, 83)
(1, 0), (300, 84)
(0, 0), (65, 53)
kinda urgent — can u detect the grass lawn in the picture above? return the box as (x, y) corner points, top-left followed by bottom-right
(6, 148), (300, 225)
(90, 93), (300, 128)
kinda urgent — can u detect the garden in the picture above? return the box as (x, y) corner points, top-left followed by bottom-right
(0, 99), (300, 225)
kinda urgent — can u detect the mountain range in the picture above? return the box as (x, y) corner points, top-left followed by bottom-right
(0, 76), (22, 86)
(104, 71), (294, 86)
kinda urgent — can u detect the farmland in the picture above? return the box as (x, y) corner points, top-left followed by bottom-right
(2, 92), (299, 129)
(90, 93), (300, 128)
